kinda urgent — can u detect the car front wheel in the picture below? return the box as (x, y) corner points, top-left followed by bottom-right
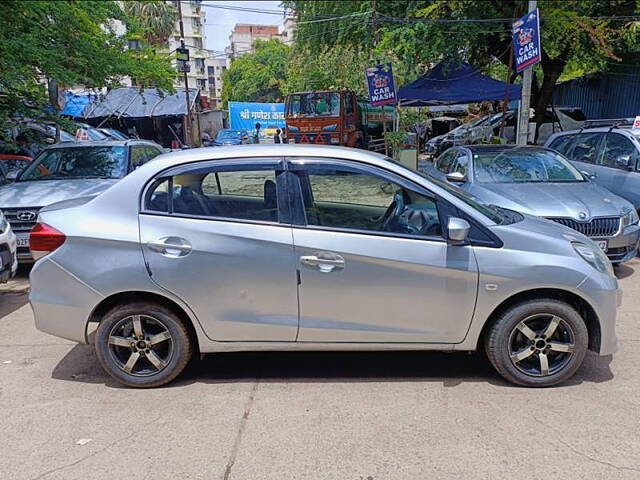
(485, 299), (588, 387)
(95, 302), (193, 388)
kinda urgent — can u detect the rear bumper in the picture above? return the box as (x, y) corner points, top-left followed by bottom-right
(29, 257), (103, 343)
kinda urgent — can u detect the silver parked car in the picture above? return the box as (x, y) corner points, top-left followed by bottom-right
(0, 140), (164, 261)
(426, 145), (640, 263)
(545, 119), (640, 209)
(30, 145), (619, 388)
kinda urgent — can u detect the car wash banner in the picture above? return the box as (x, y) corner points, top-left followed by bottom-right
(365, 63), (397, 107)
(228, 102), (286, 134)
(512, 8), (541, 73)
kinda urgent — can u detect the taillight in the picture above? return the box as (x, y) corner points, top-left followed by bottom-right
(30, 223), (66, 260)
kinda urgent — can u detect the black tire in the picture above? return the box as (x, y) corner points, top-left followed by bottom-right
(485, 299), (588, 387)
(95, 302), (193, 388)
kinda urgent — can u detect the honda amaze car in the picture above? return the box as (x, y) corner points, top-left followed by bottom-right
(29, 145), (619, 388)
(426, 145), (640, 263)
(0, 140), (163, 261)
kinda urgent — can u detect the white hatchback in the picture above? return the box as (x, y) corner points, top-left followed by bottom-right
(0, 209), (17, 283)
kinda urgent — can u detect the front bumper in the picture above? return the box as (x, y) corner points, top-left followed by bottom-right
(595, 223), (640, 264)
(576, 273), (620, 356)
(0, 229), (17, 283)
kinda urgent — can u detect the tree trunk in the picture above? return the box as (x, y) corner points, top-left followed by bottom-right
(533, 51), (567, 142)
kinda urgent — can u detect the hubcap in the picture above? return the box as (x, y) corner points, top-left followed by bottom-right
(508, 314), (575, 377)
(107, 315), (173, 377)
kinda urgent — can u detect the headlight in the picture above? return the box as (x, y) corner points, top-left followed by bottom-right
(572, 241), (614, 276)
(0, 211), (7, 235)
(621, 209), (639, 228)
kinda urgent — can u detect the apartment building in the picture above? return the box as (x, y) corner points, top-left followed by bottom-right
(207, 57), (228, 110)
(167, 0), (209, 99)
(225, 24), (283, 59)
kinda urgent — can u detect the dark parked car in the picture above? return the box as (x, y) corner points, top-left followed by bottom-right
(212, 129), (250, 146)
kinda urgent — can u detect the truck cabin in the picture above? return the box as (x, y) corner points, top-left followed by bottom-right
(285, 90), (361, 147)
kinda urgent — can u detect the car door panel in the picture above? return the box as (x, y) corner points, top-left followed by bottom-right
(294, 228), (478, 343)
(139, 159), (299, 342)
(140, 216), (299, 341)
(289, 159), (479, 344)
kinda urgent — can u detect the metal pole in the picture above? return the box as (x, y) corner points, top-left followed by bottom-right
(177, 1), (191, 146)
(516, 0), (537, 145)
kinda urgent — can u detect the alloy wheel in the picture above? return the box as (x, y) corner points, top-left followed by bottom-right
(107, 314), (174, 377)
(508, 313), (576, 377)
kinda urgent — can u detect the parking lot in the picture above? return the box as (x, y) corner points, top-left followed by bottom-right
(1, 261), (639, 480)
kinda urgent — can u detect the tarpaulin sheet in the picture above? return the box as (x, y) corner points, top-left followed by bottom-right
(60, 92), (93, 117)
(398, 62), (521, 106)
(82, 87), (198, 119)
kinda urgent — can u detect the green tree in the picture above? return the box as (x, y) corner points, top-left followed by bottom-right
(286, 0), (640, 135)
(123, 1), (178, 46)
(0, 0), (176, 150)
(221, 39), (290, 105)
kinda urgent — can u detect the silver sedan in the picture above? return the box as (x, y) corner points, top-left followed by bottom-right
(426, 145), (640, 263)
(29, 145), (619, 388)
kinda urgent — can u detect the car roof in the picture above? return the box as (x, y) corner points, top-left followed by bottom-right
(458, 144), (553, 154)
(549, 126), (636, 136)
(47, 139), (161, 149)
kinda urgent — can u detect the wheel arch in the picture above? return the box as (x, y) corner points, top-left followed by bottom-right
(86, 291), (199, 351)
(477, 288), (601, 353)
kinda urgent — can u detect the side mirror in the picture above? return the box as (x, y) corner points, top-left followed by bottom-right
(581, 170), (597, 180)
(446, 171), (466, 183)
(5, 169), (20, 182)
(616, 155), (633, 170)
(447, 217), (470, 245)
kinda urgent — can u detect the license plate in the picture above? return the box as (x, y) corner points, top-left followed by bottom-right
(596, 240), (608, 251)
(16, 233), (29, 248)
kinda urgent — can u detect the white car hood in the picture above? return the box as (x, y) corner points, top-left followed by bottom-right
(0, 179), (118, 208)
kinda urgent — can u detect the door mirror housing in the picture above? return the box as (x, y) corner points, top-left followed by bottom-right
(5, 169), (20, 182)
(580, 170), (597, 180)
(447, 217), (470, 245)
(446, 171), (466, 183)
(616, 154), (633, 170)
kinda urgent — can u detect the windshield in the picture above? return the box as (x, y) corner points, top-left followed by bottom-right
(19, 146), (128, 181)
(473, 148), (585, 183)
(217, 130), (242, 140)
(287, 92), (341, 117)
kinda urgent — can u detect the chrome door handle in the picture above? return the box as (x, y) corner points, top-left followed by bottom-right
(300, 253), (345, 273)
(147, 237), (192, 257)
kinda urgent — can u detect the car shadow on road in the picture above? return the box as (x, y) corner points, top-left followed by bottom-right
(0, 292), (29, 319)
(51, 345), (614, 389)
(614, 262), (635, 280)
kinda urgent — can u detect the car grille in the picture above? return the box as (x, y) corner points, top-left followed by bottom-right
(546, 216), (620, 238)
(2, 207), (41, 256)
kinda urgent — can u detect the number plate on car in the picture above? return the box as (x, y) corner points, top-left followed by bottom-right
(596, 240), (608, 251)
(16, 233), (29, 248)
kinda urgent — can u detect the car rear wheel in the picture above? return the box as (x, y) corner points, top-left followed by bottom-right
(95, 303), (192, 388)
(485, 299), (588, 387)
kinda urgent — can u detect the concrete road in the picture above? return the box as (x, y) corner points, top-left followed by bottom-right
(1, 262), (639, 480)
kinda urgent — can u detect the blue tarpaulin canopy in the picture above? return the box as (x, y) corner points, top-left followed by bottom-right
(398, 62), (522, 107)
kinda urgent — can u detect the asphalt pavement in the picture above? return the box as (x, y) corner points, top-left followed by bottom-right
(1, 261), (639, 479)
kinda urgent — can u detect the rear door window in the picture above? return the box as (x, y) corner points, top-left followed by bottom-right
(569, 133), (604, 164)
(146, 161), (283, 223)
(602, 133), (638, 170)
